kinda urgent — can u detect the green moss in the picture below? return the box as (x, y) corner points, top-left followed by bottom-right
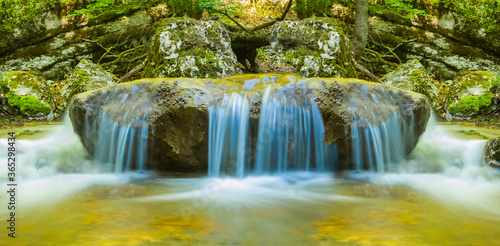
(7, 92), (51, 116)
(449, 92), (493, 116)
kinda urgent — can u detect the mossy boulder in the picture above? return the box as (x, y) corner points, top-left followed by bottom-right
(383, 59), (438, 108)
(61, 59), (117, 107)
(484, 137), (500, 168)
(446, 71), (499, 117)
(143, 18), (242, 79)
(0, 70), (52, 117)
(69, 74), (430, 172)
(268, 18), (356, 78)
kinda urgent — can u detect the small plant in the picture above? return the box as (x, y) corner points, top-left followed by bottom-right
(256, 48), (268, 58)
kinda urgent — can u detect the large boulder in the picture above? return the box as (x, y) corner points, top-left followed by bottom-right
(446, 71), (499, 118)
(383, 59), (438, 108)
(143, 18), (242, 79)
(268, 18), (356, 78)
(1, 70), (52, 117)
(69, 74), (430, 172)
(61, 59), (117, 107)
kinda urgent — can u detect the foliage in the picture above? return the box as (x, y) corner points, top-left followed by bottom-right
(295, 0), (336, 19)
(369, 0), (433, 19)
(437, 0), (500, 33)
(0, 75), (5, 87)
(0, 0), (60, 33)
(66, 0), (164, 19)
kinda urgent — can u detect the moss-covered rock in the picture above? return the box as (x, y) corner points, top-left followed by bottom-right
(383, 59), (438, 108)
(61, 59), (117, 107)
(0, 70), (51, 117)
(143, 18), (241, 79)
(69, 74), (430, 172)
(268, 18), (356, 78)
(446, 70), (498, 118)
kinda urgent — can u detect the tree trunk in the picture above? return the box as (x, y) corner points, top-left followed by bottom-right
(352, 0), (368, 59)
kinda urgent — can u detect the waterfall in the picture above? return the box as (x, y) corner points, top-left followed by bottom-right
(85, 112), (150, 172)
(350, 113), (411, 172)
(208, 93), (250, 177)
(208, 84), (331, 177)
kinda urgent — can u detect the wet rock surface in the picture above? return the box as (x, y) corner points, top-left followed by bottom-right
(484, 137), (500, 168)
(69, 74), (430, 172)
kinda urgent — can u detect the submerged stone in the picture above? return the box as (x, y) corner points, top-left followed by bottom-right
(69, 74), (430, 172)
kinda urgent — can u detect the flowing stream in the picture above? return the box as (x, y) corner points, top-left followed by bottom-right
(1, 109), (500, 245)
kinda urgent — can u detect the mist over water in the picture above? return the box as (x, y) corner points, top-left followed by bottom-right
(1, 111), (500, 245)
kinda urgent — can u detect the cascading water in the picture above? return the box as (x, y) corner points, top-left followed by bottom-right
(208, 93), (250, 177)
(208, 83), (333, 177)
(79, 84), (152, 173)
(87, 113), (150, 172)
(254, 85), (330, 174)
(350, 113), (412, 173)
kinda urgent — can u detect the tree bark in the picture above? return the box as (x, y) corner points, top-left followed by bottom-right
(352, 0), (368, 59)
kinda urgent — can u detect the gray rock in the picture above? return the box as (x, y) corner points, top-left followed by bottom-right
(268, 18), (356, 78)
(61, 59), (117, 107)
(0, 11), (154, 81)
(369, 17), (500, 80)
(383, 59), (438, 108)
(143, 17), (242, 79)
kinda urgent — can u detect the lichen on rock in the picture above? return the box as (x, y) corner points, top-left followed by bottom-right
(268, 17), (356, 78)
(446, 70), (499, 117)
(383, 59), (438, 108)
(1, 70), (52, 117)
(61, 59), (117, 107)
(143, 17), (242, 79)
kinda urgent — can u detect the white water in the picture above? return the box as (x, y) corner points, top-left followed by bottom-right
(208, 85), (333, 177)
(89, 112), (150, 172)
(1, 114), (500, 245)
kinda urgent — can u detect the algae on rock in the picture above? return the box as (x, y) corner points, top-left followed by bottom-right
(143, 17), (242, 79)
